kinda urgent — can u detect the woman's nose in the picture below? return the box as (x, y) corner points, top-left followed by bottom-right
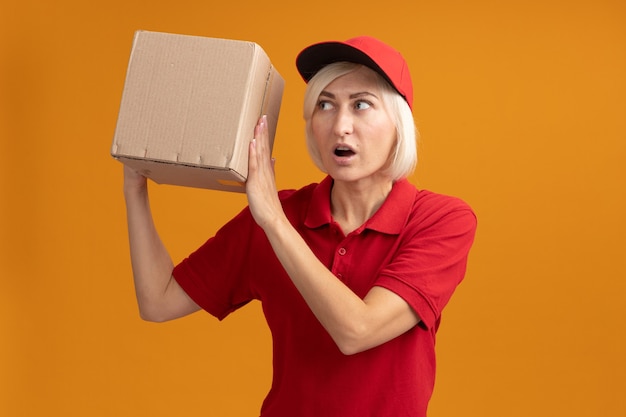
(332, 107), (354, 137)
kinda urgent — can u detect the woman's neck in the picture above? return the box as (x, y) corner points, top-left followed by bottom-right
(330, 179), (393, 234)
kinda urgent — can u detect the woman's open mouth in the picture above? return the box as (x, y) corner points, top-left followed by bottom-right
(332, 145), (356, 166)
(334, 146), (355, 158)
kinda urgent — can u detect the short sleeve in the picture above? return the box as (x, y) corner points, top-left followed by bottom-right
(173, 207), (260, 320)
(375, 199), (477, 329)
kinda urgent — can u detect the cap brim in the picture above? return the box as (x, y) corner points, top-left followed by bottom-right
(296, 41), (392, 87)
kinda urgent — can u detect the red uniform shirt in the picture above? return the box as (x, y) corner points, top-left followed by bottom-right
(173, 176), (477, 417)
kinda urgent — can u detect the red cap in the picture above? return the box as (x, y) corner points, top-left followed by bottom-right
(296, 36), (413, 109)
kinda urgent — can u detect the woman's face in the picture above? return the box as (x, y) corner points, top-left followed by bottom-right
(310, 66), (397, 186)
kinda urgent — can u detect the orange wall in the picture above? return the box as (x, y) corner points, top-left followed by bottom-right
(1, 0), (625, 416)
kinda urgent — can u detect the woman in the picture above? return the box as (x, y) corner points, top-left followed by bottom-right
(124, 36), (477, 417)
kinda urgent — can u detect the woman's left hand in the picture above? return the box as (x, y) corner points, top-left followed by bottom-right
(246, 115), (284, 230)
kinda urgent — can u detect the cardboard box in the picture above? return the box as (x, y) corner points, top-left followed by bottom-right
(111, 30), (284, 192)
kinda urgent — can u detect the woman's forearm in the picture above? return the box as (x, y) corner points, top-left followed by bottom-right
(123, 172), (198, 322)
(262, 216), (419, 355)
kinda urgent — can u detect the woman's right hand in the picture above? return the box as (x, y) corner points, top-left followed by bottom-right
(123, 164), (148, 196)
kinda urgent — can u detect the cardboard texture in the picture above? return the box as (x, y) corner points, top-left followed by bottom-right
(111, 30), (284, 192)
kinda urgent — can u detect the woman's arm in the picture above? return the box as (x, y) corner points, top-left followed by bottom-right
(245, 116), (420, 355)
(124, 165), (200, 322)
(257, 216), (420, 355)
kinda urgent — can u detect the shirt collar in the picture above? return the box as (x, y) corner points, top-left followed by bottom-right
(304, 176), (417, 234)
(304, 176), (334, 229)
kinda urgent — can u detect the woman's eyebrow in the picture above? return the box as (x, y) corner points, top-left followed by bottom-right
(349, 91), (379, 100)
(318, 91), (379, 99)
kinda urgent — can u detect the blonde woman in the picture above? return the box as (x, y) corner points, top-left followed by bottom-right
(124, 36), (477, 416)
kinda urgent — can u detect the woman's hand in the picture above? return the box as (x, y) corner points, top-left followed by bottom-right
(123, 164), (148, 197)
(246, 115), (284, 230)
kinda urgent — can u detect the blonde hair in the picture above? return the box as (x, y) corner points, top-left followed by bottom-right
(303, 62), (418, 181)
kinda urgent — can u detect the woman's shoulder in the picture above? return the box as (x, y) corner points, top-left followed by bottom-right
(277, 182), (321, 215)
(415, 188), (474, 213)
(277, 179), (331, 226)
(278, 182), (318, 201)
(393, 179), (473, 215)
(406, 185), (477, 231)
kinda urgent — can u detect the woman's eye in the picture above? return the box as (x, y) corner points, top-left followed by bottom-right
(318, 101), (333, 110)
(355, 100), (371, 110)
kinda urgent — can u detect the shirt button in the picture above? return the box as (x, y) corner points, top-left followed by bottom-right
(338, 247), (347, 256)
